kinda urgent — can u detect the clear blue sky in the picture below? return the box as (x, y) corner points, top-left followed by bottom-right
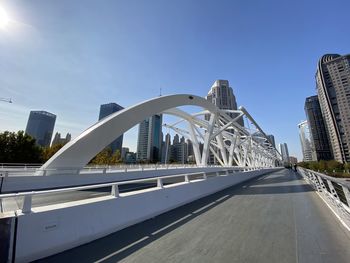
(0, 0), (349, 160)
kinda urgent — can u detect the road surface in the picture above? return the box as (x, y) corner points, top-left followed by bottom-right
(40, 169), (350, 263)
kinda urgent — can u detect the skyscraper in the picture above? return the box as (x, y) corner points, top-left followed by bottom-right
(205, 80), (243, 164)
(267, 134), (276, 148)
(137, 114), (162, 162)
(316, 54), (350, 163)
(206, 80), (244, 126)
(304, 96), (333, 160)
(99, 103), (124, 153)
(298, 120), (316, 162)
(51, 132), (71, 146)
(161, 133), (171, 164)
(279, 143), (290, 165)
(170, 135), (188, 164)
(25, 111), (56, 147)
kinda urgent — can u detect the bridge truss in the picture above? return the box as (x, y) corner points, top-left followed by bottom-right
(163, 106), (280, 167)
(41, 94), (281, 170)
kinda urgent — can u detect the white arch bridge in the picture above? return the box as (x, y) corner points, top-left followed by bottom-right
(42, 94), (281, 170)
(3, 95), (350, 263)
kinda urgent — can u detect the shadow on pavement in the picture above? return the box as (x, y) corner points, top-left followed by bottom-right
(38, 175), (262, 263)
(38, 169), (313, 263)
(235, 169), (314, 195)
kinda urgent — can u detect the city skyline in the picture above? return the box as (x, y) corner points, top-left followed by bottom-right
(1, 1), (350, 160)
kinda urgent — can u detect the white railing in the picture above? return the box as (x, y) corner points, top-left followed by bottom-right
(0, 167), (263, 213)
(0, 164), (241, 177)
(298, 167), (350, 229)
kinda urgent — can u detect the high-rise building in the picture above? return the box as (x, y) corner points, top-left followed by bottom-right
(161, 133), (171, 164)
(137, 114), (162, 162)
(170, 135), (188, 164)
(304, 96), (333, 160)
(99, 103), (124, 153)
(205, 80), (243, 164)
(279, 143), (290, 164)
(125, 152), (136, 164)
(121, 147), (129, 160)
(298, 120), (316, 162)
(206, 80), (244, 126)
(316, 54), (350, 163)
(267, 134), (276, 148)
(51, 132), (71, 146)
(25, 111), (56, 147)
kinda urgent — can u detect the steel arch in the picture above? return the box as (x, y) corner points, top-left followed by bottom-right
(41, 95), (218, 170)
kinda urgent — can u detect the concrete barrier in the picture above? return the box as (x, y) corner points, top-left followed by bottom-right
(13, 168), (279, 262)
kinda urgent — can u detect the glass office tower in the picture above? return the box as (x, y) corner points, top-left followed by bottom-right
(25, 111), (56, 147)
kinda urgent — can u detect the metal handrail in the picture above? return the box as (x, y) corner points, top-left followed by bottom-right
(0, 167), (264, 213)
(0, 164), (247, 177)
(298, 167), (350, 213)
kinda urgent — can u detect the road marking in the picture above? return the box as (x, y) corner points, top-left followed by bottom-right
(192, 202), (217, 214)
(151, 214), (192, 235)
(215, 194), (230, 202)
(94, 236), (150, 263)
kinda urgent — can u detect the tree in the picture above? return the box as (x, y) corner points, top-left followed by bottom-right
(308, 161), (319, 171)
(0, 131), (43, 163)
(344, 163), (350, 172)
(89, 148), (113, 165)
(42, 143), (65, 162)
(318, 160), (327, 171)
(110, 149), (122, 164)
(327, 160), (343, 172)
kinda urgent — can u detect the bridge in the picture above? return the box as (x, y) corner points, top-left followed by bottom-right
(1, 94), (350, 262)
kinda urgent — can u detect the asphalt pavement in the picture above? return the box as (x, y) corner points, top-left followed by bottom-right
(39, 169), (350, 263)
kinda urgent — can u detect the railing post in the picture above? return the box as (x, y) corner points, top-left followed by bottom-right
(185, 174), (190, 183)
(157, 178), (164, 188)
(22, 195), (32, 213)
(203, 173), (207, 180)
(326, 179), (339, 199)
(111, 184), (119, 197)
(341, 186), (350, 207)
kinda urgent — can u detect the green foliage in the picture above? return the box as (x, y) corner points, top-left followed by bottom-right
(327, 160), (343, 172)
(42, 143), (64, 162)
(89, 148), (122, 165)
(297, 161), (309, 169)
(298, 160), (350, 177)
(0, 131), (43, 163)
(110, 149), (122, 164)
(344, 163), (350, 171)
(318, 160), (327, 171)
(308, 161), (319, 171)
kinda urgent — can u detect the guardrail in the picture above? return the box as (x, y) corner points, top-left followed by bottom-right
(298, 167), (350, 229)
(0, 164), (243, 177)
(0, 167), (262, 214)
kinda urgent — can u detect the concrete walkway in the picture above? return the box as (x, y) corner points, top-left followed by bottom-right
(40, 169), (350, 263)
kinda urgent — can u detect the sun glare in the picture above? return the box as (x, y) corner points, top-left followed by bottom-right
(0, 6), (10, 30)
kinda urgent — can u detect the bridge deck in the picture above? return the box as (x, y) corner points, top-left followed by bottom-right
(40, 169), (350, 263)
